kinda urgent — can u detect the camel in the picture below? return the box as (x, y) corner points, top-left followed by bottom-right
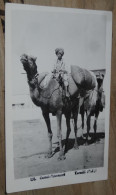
(79, 72), (105, 144)
(20, 54), (97, 159)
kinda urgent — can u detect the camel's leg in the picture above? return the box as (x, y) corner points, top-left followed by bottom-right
(82, 112), (84, 130)
(79, 102), (85, 138)
(42, 112), (53, 158)
(56, 111), (65, 160)
(81, 111), (85, 139)
(64, 112), (71, 154)
(85, 113), (91, 145)
(73, 107), (79, 149)
(93, 111), (99, 141)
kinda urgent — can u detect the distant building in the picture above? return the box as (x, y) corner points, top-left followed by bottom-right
(91, 69), (106, 76)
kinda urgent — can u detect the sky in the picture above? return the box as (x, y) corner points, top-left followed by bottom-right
(10, 6), (107, 96)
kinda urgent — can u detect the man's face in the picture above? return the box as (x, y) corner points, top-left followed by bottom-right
(57, 53), (62, 60)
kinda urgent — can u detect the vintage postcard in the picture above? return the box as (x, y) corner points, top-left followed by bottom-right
(5, 3), (112, 193)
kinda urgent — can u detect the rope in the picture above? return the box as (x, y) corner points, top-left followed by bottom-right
(40, 86), (61, 99)
(29, 72), (62, 99)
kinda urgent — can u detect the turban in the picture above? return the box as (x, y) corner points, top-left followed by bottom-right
(55, 48), (64, 56)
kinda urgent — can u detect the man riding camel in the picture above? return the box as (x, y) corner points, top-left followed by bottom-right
(29, 48), (69, 99)
(52, 48), (70, 98)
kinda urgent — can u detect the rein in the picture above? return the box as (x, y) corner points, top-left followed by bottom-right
(34, 72), (39, 79)
(40, 86), (61, 99)
(28, 72), (61, 99)
(28, 72), (39, 83)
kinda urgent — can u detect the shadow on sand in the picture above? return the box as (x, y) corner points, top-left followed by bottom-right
(53, 132), (105, 156)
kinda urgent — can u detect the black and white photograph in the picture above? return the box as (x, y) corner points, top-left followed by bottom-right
(5, 3), (112, 193)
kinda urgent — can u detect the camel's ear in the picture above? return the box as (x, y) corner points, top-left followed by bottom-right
(20, 54), (27, 58)
(33, 57), (37, 62)
(22, 53), (26, 55)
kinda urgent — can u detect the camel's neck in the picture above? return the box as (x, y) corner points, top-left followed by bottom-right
(26, 69), (38, 83)
(97, 79), (103, 89)
(27, 76), (39, 91)
(27, 75), (41, 107)
(27, 72), (48, 90)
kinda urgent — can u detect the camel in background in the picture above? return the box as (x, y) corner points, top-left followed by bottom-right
(80, 72), (105, 144)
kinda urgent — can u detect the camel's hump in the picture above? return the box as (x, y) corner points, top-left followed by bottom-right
(71, 65), (96, 90)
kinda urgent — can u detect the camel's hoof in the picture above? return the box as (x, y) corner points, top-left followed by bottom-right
(73, 144), (79, 150)
(94, 139), (100, 144)
(58, 155), (66, 161)
(84, 142), (88, 146)
(45, 152), (52, 158)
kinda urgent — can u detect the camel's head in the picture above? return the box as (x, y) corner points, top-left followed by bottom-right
(96, 72), (105, 110)
(96, 72), (104, 88)
(20, 54), (38, 81)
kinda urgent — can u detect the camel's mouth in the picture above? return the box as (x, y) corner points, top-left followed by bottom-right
(21, 59), (27, 64)
(20, 56), (28, 64)
(20, 56), (30, 73)
(20, 54), (38, 81)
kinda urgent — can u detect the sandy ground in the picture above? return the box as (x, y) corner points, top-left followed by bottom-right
(13, 117), (105, 179)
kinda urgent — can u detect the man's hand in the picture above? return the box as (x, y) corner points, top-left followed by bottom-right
(59, 70), (67, 74)
(52, 69), (57, 74)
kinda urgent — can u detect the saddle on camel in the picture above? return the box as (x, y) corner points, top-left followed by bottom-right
(20, 53), (97, 160)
